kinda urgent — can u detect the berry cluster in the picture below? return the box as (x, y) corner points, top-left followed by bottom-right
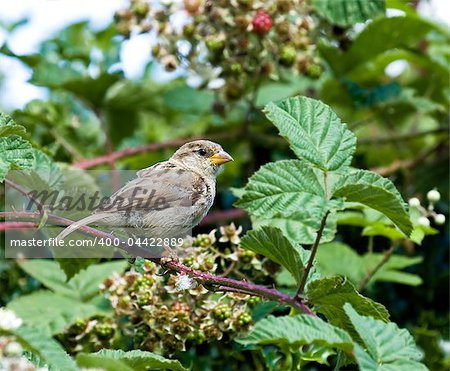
(101, 225), (268, 354)
(56, 316), (117, 354)
(114, 0), (322, 103)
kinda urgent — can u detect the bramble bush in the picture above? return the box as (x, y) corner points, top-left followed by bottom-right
(0, 0), (448, 370)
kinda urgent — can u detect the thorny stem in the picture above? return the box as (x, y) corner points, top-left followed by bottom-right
(296, 210), (331, 298)
(358, 245), (396, 291)
(3, 179), (45, 216)
(0, 209), (315, 316)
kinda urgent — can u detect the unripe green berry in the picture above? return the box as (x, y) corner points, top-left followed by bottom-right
(280, 46), (296, 67)
(183, 23), (195, 37)
(306, 64), (323, 79)
(206, 36), (225, 53)
(230, 62), (243, 75)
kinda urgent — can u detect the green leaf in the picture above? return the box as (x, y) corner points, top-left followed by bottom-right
(344, 304), (427, 370)
(316, 242), (423, 286)
(0, 112), (27, 138)
(332, 170), (413, 236)
(236, 314), (354, 354)
(320, 15), (445, 77)
(263, 96), (356, 171)
(7, 291), (103, 335)
(362, 224), (405, 241)
(240, 226), (309, 284)
(313, 0), (385, 27)
(5, 325), (77, 371)
(235, 159), (339, 244)
(307, 276), (389, 341)
(252, 208), (339, 246)
(18, 260), (128, 301)
(76, 349), (187, 371)
(0, 135), (35, 181)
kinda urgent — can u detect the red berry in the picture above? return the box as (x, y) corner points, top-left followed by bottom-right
(252, 11), (272, 34)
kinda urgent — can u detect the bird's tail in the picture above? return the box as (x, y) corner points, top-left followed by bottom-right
(56, 213), (108, 241)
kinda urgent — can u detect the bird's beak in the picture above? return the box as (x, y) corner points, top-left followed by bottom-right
(209, 150), (234, 165)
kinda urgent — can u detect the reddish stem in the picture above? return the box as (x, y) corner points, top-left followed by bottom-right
(0, 222), (36, 231)
(0, 210), (314, 316)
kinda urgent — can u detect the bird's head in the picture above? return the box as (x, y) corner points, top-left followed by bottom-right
(171, 140), (233, 176)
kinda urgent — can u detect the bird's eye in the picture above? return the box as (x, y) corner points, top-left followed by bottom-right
(197, 148), (207, 156)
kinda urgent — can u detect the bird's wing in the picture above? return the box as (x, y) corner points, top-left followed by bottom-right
(97, 161), (206, 214)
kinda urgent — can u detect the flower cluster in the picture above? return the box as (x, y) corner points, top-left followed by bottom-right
(409, 189), (446, 227)
(101, 225), (266, 354)
(115, 0), (321, 103)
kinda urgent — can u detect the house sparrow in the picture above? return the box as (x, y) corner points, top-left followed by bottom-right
(56, 140), (233, 246)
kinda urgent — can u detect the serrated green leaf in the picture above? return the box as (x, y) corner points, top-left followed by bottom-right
(76, 349), (187, 371)
(263, 96), (356, 171)
(0, 135), (35, 181)
(0, 112), (27, 138)
(236, 314), (354, 354)
(18, 260), (128, 301)
(235, 159), (339, 244)
(313, 0), (385, 27)
(240, 226), (309, 284)
(332, 170), (413, 236)
(344, 304), (427, 370)
(252, 206), (339, 245)
(7, 290), (103, 335)
(6, 325), (77, 371)
(316, 242), (423, 287)
(320, 15), (445, 77)
(307, 276), (389, 341)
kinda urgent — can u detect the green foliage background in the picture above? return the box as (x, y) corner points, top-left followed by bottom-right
(0, 0), (448, 370)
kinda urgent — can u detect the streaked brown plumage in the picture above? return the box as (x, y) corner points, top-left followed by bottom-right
(56, 140), (233, 241)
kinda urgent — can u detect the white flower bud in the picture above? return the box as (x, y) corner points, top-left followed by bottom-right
(427, 190), (441, 203)
(408, 198), (421, 207)
(175, 275), (197, 291)
(434, 214), (446, 225)
(0, 308), (22, 330)
(418, 216), (430, 227)
(4, 341), (23, 356)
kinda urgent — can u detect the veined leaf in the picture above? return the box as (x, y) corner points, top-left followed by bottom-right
(316, 242), (423, 286)
(236, 159), (325, 214)
(0, 135), (35, 181)
(240, 226), (310, 284)
(313, 0), (385, 27)
(6, 325), (77, 371)
(235, 159), (340, 244)
(252, 208), (338, 245)
(344, 304), (427, 370)
(18, 260), (128, 301)
(236, 314), (354, 354)
(7, 290), (103, 335)
(76, 349), (187, 371)
(307, 276), (389, 341)
(263, 96), (356, 171)
(332, 170), (413, 236)
(0, 112), (27, 138)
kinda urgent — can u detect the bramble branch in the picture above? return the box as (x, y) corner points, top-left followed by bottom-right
(358, 245), (396, 291)
(73, 133), (233, 169)
(0, 209), (314, 316)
